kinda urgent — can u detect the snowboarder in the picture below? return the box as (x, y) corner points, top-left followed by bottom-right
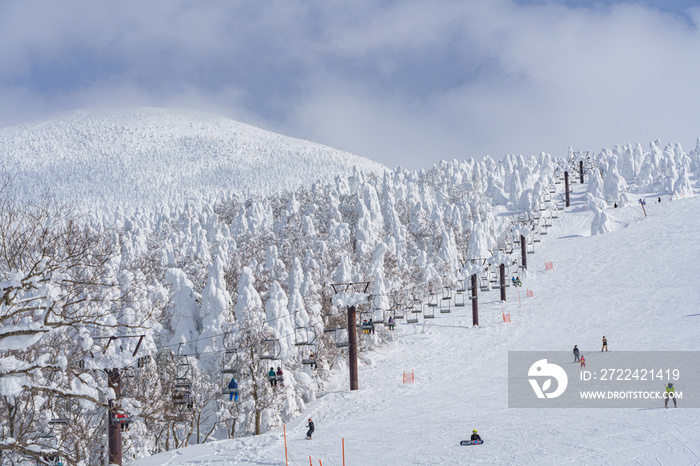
(665, 383), (677, 408)
(601, 336), (608, 352)
(387, 316), (395, 330)
(268, 367), (277, 387)
(308, 353), (317, 370)
(580, 355), (586, 368)
(471, 429), (481, 442)
(573, 345), (580, 362)
(276, 367), (284, 387)
(512, 276), (522, 287)
(306, 418), (315, 439)
(228, 376), (238, 401)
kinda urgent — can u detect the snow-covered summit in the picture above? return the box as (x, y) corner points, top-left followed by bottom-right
(0, 107), (386, 213)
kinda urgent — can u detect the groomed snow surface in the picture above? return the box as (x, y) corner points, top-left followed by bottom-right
(130, 180), (700, 464)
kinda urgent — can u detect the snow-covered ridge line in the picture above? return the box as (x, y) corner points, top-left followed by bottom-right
(0, 107), (387, 215)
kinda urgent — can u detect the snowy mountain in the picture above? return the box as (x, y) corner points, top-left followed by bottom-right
(129, 168), (700, 465)
(0, 107), (386, 213)
(2, 121), (700, 466)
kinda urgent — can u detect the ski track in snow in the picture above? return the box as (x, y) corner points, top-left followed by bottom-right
(130, 181), (700, 465)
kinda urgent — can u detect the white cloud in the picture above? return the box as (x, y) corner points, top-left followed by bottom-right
(1, 1), (700, 169)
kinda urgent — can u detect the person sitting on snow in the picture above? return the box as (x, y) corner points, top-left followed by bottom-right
(471, 429), (481, 442)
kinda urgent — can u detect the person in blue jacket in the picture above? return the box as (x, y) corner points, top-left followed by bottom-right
(228, 376), (238, 401)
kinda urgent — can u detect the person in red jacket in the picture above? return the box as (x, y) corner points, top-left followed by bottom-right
(580, 355), (586, 368)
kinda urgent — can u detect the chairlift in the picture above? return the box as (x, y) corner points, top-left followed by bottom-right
(406, 311), (419, 323)
(372, 307), (386, 325)
(47, 395), (71, 426)
(221, 335), (240, 397)
(110, 403), (132, 426)
(544, 214), (553, 228)
(423, 302), (435, 318)
(440, 287), (452, 313)
(360, 318), (375, 334)
(526, 236), (535, 254)
(173, 344), (194, 409)
(260, 338), (282, 361)
(533, 228), (541, 243)
(301, 345), (318, 368)
(479, 270), (490, 292)
(294, 326), (314, 346)
(454, 291), (465, 307)
(426, 291), (438, 307)
(334, 327), (349, 348)
(371, 293), (387, 310)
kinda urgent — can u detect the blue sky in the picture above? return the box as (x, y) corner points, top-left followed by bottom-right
(1, 0), (699, 169)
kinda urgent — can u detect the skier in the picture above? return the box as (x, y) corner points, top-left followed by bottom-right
(308, 353), (317, 370)
(268, 367), (277, 387)
(580, 355), (586, 368)
(368, 319), (374, 334)
(471, 429), (481, 442)
(601, 336), (608, 352)
(665, 383), (677, 408)
(228, 376), (238, 401)
(573, 345), (580, 362)
(387, 316), (395, 331)
(306, 418), (315, 439)
(276, 367), (285, 387)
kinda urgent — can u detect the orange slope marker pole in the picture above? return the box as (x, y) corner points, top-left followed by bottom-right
(342, 438), (346, 466)
(284, 424), (289, 466)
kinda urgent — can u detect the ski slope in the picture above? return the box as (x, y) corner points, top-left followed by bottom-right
(130, 181), (700, 465)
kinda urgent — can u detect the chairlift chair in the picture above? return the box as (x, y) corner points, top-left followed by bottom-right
(423, 302), (435, 319)
(372, 307), (386, 325)
(334, 328), (349, 348)
(260, 338), (282, 360)
(533, 228), (541, 243)
(221, 347), (239, 396)
(479, 270), (490, 292)
(406, 310), (419, 323)
(47, 396), (71, 425)
(426, 291), (438, 307)
(294, 327), (312, 346)
(301, 347), (318, 368)
(526, 237), (535, 254)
